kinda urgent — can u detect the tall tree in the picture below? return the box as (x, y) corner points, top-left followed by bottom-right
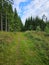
(0, 0), (14, 31)
(13, 8), (23, 32)
(0, 0), (23, 32)
(25, 16), (46, 31)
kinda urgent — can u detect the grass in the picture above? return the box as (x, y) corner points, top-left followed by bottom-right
(0, 31), (49, 65)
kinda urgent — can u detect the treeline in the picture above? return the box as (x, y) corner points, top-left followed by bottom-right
(22, 16), (49, 32)
(0, 0), (23, 31)
(0, 0), (49, 32)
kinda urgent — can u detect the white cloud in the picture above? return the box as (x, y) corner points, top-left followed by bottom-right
(13, 0), (26, 11)
(13, 0), (49, 24)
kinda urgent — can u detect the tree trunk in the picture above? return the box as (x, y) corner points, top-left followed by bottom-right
(6, 12), (7, 31)
(1, 13), (3, 31)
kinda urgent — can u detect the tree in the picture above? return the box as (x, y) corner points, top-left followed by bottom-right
(25, 17), (37, 31)
(0, 0), (14, 31)
(25, 16), (46, 31)
(13, 8), (23, 32)
(0, 0), (23, 32)
(40, 20), (46, 31)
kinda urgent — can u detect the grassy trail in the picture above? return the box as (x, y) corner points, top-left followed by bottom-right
(0, 31), (49, 65)
(15, 33), (29, 65)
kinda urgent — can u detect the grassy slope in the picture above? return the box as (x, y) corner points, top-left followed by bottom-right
(0, 31), (49, 65)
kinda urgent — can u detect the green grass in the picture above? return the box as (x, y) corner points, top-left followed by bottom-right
(0, 31), (49, 65)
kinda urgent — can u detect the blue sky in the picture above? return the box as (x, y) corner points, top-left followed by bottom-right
(13, 0), (49, 24)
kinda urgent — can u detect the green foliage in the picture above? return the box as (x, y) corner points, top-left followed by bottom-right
(0, 0), (23, 32)
(45, 26), (49, 33)
(39, 20), (46, 31)
(36, 26), (41, 31)
(25, 16), (46, 31)
(12, 8), (23, 32)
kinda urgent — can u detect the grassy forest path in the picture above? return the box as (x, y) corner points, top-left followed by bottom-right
(15, 32), (29, 65)
(0, 31), (49, 65)
(14, 31), (49, 65)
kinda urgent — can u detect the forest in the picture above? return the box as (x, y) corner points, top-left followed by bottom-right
(0, 0), (23, 31)
(0, 0), (49, 33)
(0, 0), (49, 65)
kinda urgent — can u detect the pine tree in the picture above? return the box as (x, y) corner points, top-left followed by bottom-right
(25, 16), (46, 31)
(13, 8), (23, 32)
(0, 0), (23, 32)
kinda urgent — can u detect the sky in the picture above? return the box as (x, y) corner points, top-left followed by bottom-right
(13, 0), (49, 24)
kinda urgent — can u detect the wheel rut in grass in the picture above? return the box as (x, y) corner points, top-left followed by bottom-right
(15, 32), (34, 65)
(15, 33), (26, 65)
